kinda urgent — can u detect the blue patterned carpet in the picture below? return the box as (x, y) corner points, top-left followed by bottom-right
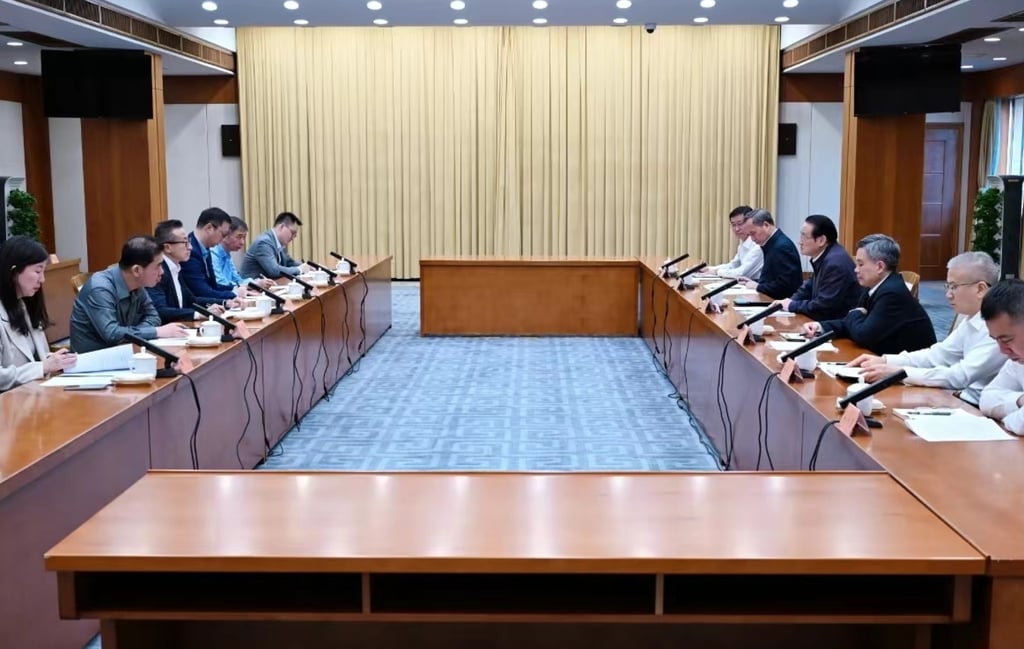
(258, 282), (717, 472)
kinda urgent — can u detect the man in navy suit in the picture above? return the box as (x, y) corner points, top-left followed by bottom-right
(180, 207), (238, 304)
(739, 209), (802, 300)
(147, 220), (238, 324)
(775, 214), (860, 321)
(802, 234), (935, 355)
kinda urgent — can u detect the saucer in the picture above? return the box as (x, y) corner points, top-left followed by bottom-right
(835, 397), (885, 413)
(186, 336), (222, 348)
(227, 308), (268, 320)
(760, 324), (775, 334)
(112, 373), (156, 385)
(310, 279), (330, 288)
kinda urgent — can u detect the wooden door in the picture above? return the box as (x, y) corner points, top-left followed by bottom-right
(920, 125), (962, 281)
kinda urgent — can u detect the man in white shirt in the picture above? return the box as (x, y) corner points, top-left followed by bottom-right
(979, 279), (1024, 434)
(850, 251), (1003, 406)
(710, 205), (762, 280)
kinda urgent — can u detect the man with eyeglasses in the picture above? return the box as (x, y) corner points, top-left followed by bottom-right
(210, 216), (275, 290)
(849, 251), (1002, 406)
(147, 220), (239, 324)
(180, 207), (239, 304)
(979, 279), (1024, 433)
(773, 214), (859, 320)
(241, 212), (310, 280)
(709, 205), (762, 280)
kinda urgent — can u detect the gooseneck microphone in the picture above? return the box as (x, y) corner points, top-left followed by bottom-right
(699, 278), (738, 301)
(779, 330), (835, 363)
(837, 369), (908, 409)
(329, 252), (359, 271)
(191, 304), (237, 343)
(660, 253), (689, 269)
(304, 260), (338, 285)
(736, 303), (783, 330)
(249, 282), (287, 315)
(124, 333), (180, 378)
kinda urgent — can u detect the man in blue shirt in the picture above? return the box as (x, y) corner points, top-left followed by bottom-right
(211, 216), (275, 290)
(180, 207), (237, 303)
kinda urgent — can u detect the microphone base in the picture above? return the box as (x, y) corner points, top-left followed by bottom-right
(327, 278), (336, 286)
(270, 306), (286, 315)
(302, 290), (313, 300)
(220, 334), (235, 344)
(799, 369), (816, 379)
(864, 417), (883, 429)
(156, 367), (179, 379)
(742, 333), (765, 345)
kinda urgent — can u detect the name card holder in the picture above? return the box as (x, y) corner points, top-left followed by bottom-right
(779, 358), (804, 383)
(234, 321), (253, 339)
(836, 404), (871, 437)
(176, 355), (195, 374)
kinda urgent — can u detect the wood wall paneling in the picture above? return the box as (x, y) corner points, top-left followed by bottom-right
(840, 53), (925, 273)
(780, 73), (844, 103)
(81, 54), (168, 271)
(963, 63), (1024, 103)
(164, 75), (238, 104)
(0, 70), (21, 102)
(18, 76), (56, 254)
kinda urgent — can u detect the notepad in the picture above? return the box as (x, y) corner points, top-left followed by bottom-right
(893, 408), (1016, 442)
(40, 376), (112, 388)
(767, 340), (839, 353)
(64, 344), (133, 374)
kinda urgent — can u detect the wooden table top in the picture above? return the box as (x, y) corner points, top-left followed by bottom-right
(0, 256), (391, 499)
(45, 471), (983, 575)
(637, 258), (1024, 572)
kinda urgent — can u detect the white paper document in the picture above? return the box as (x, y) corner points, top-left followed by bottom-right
(894, 408), (1017, 442)
(768, 340), (839, 353)
(40, 376), (112, 388)
(64, 344), (133, 374)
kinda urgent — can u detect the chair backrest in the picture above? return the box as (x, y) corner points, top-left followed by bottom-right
(71, 272), (91, 293)
(900, 271), (920, 299)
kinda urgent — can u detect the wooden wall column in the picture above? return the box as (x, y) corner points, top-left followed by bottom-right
(81, 53), (167, 271)
(839, 52), (925, 273)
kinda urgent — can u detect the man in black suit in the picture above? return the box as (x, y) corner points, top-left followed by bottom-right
(801, 233), (935, 355)
(739, 209), (802, 300)
(775, 214), (860, 320)
(147, 220), (239, 324)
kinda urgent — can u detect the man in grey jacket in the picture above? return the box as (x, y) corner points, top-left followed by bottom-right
(240, 212), (310, 280)
(70, 237), (188, 353)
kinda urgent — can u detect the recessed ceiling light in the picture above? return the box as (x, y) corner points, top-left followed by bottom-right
(616, 0), (631, 8)
(201, 1), (217, 11)
(783, 0), (799, 7)
(6, 41), (23, 47)
(373, 18), (388, 25)
(993, 57), (1007, 61)
(13, 60), (27, 66)
(774, 16), (789, 22)
(533, 0), (548, 8)
(693, 16), (709, 23)
(213, 18), (229, 25)
(700, 0), (716, 8)
(293, 18), (309, 25)
(984, 37), (1001, 42)
(533, 17), (547, 24)
(613, 17), (627, 24)
(961, 64), (974, 69)
(367, 1), (382, 9)
(450, 0), (465, 9)
(453, 17), (468, 25)
(283, 0), (299, 9)
(1020, 27), (1024, 32)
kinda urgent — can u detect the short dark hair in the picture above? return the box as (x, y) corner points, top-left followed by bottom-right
(0, 235), (51, 335)
(981, 279), (1024, 323)
(274, 212), (303, 227)
(746, 209), (774, 227)
(729, 205), (753, 219)
(154, 219), (184, 246)
(804, 214), (838, 244)
(197, 207), (230, 229)
(228, 216), (248, 233)
(118, 236), (162, 270)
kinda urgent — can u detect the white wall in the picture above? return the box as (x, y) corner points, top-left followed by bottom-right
(165, 103), (244, 224)
(0, 100), (26, 178)
(777, 101), (844, 268)
(48, 118), (88, 268)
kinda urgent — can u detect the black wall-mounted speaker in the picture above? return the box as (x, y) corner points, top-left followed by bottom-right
(1000, 176), (1024, 280)
(221, 124), (241, 158)
(778, 123), (797, 156)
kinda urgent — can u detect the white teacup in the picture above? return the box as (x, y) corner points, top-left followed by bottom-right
(683, 274), (698, 288)
(748, 319), (765, 336)
(253, 295), (274, 316)
(312, 270), (329, 283)
(846, 382), (874, 417)
(130, 351), (157, 376)
(336, 260), (352, 275)
(795, 349), (817, 373)
(286, 281), (303, 296)
(200, 320), (223, 339)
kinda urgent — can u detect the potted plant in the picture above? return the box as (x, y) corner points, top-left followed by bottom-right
(7, 188), (40, 241)
(971, 187), (1002, 262)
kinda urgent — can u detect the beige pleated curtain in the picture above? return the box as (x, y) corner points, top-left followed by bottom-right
(237, 25), (779, 278)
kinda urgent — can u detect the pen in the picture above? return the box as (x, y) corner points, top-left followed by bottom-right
(906, 411), (952, 416)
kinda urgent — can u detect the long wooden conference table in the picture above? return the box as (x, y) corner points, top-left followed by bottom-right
(42, 256), (1024, 649)
(0, 256), (392, 649)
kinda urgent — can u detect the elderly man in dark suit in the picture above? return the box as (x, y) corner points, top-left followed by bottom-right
(775, 214), (860, 321)
(802, 233), (935, 355)
(739, 209), (802, 300)
(240, 212), (310, 280)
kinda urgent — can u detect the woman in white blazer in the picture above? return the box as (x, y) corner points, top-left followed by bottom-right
(0, 236), (76, 391)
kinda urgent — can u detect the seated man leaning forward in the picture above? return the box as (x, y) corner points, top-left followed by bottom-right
(801, 233), (935, 355)
(849, 251), (1003, 406)
(70, 237), (188, 353)
(979, 279), (1024, 435)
